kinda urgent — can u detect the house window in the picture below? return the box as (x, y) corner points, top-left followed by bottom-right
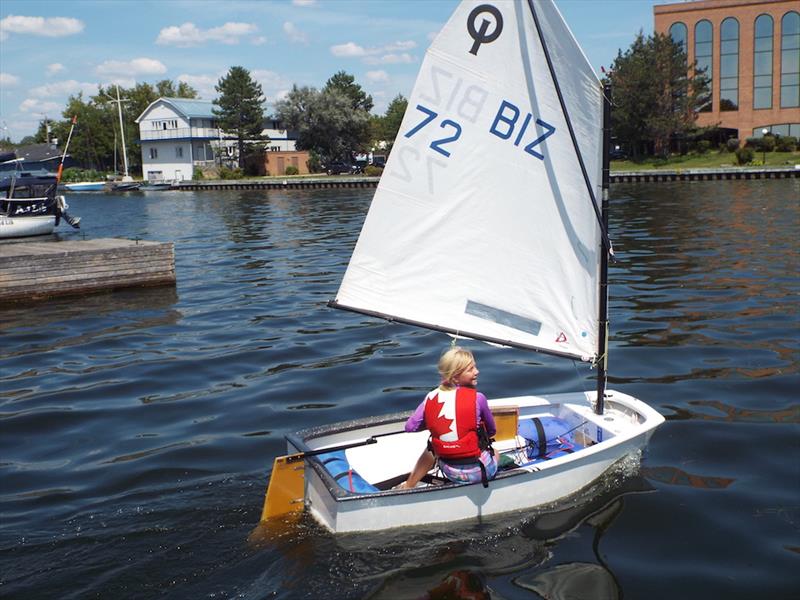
(754, 14), (774, 109)
(695, 20), (713, 112)
(720, 18), (739, 111)
(176, 146), (183, 158)
(669, 22), (688, 61)
(780, 11), (800, 108)
(149, 147), (158, 159)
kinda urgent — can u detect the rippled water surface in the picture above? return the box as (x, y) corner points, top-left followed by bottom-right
(1, 180), (798, 599)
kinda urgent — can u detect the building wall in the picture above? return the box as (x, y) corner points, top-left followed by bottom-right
(654, 0), (799, 142)
(264, 150), (310, 176)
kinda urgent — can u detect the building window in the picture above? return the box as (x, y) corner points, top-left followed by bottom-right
(149, 147), (158, 159)
(719, 18), (738, 110)
(695, 20), (713, 112)
(781, 11), (800, 108)
(176, 146), (183, 158)
(670, 22), (688, 64)
(754, 15), (774, 109)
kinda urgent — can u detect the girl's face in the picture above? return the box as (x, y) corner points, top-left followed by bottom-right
(453, 361), (479, 387)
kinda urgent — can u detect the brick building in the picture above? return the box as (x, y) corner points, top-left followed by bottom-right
(654, 0), (799, 142)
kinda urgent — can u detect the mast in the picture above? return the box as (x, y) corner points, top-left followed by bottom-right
(595, 83), (612, 415)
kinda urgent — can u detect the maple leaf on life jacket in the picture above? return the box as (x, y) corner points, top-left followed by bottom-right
(430, 394), (455, 435)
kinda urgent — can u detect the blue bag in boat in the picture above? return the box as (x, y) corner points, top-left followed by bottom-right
(317, 450), (379, 494)
(518, 417), (579, 460)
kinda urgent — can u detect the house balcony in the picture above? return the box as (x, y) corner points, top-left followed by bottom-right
(139, 127), (222, 141)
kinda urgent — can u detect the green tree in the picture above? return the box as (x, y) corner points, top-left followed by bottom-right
(324, 70), (373, 113)
(607, 32), (709, 159)
(380, 94), (407, 152)
(275, 84), (370, 165)
(213, 66), (266, 170)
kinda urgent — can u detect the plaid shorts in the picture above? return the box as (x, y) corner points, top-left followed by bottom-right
(439, 450), (498, 484)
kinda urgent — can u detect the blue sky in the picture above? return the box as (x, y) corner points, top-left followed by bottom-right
(0, 0), (663, 142)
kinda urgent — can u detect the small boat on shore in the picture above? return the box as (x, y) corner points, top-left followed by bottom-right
(1, 168), (81, 238)
(260, 0), (664, 533)
(64, 181), (107, 192)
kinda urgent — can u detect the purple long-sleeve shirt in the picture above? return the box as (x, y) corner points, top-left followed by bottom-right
(405, 386), (496, 436)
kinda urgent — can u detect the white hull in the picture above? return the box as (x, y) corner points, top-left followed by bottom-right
(288, 389), (663, 533)
(0, 214), (56, 239)
(64, 182), (106, 192)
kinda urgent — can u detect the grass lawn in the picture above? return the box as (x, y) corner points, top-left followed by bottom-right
(611, 150), (800, 171)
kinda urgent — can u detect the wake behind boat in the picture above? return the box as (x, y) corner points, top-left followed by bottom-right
(260, 0), (664, 533)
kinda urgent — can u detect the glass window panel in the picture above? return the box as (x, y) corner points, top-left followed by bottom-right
(720, 89), (738, 111)
(721, 54), (738, 76)
(670, 22), (687, 47)
(755, 14), (773, 38)
(783, 35), (800, 51)
(754, 75), (772, 88)
(755, 37), (772, 53)
(790, 124), (800, 137)
(781, 86), (799, 107)
(772, 124), (789, 136)
(754, 87), (772, 109)
(696, 20), (712, 42)
(696, 41), (713, 57)
(721, 40), (738, 55)
(784, 73), (799, 86)
(721, 18), (738, 40)
(782, 12), (799, 36)
(782, 49), (800, 73)
(754, 52), (772, 74)
(720, 77), (738, 90)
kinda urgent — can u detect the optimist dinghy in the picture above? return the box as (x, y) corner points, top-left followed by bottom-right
(260, 0), (664, 533)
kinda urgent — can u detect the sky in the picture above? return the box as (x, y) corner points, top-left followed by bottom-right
(0, 0), (666, 143)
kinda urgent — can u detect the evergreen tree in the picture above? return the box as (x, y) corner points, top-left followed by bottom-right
(607, 32), (709, 159)
(324, 70), (373, 113)
(380, 94), (408, 152)
(213, 66), (266, 170)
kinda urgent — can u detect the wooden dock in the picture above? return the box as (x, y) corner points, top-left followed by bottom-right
(0, 238), (175, 303)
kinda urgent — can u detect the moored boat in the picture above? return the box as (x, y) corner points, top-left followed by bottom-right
(64, 181), (107, 192)
(260, 0), (665, 533)
(1, 155), (81, 239)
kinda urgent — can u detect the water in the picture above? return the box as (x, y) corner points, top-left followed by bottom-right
(1, 180), (797, 599)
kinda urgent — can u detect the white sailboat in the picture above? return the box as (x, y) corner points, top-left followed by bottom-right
(260, 0), (663, 533)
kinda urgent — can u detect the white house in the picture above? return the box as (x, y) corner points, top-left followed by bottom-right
(135, 98), (297, 181)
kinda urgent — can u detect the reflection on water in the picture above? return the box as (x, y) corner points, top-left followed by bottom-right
(0, 181), (798, 599)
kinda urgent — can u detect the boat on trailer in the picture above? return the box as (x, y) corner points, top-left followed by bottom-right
(260, 0), (664, 533)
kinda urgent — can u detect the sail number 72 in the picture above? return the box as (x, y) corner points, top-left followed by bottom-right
(404, 105), (462, 158)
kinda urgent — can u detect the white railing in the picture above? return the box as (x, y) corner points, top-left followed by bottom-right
(139, 127), (222, 141)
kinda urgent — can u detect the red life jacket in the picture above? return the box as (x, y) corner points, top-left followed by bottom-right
(424, 386), (481, 460)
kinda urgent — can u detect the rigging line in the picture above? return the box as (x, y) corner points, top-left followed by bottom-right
(526, 0), (612, 255)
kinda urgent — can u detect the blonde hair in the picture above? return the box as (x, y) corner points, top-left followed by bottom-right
(438, 346), (475, 389)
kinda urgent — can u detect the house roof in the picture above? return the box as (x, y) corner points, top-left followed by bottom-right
(135, 97), (215, 122)
(12, 143), (62, 163)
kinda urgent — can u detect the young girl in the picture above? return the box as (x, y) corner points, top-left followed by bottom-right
(398, 347), (499, 489)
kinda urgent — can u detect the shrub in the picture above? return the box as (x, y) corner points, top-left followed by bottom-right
(364, 165), (383, 177)
(218, 166), (243, 179)
(744, 136), (759, 149)
(760, 135), (776, 152)
(696, 140), (712, 154)
(735, 146), (754, 165)
(61, 167), (104, 183)
(284, 165), (299, 176)
(725, 138), (740, 152)
(776, 136), (798, 152)
(192, 167), (205, 180)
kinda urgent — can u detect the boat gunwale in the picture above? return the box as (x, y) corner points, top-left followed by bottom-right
(288, 391), (663, 504)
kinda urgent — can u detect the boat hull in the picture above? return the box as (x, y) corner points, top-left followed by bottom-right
(0, 214), (56, 238)
(64, 182), (106, 192)
(286, 390), (663, 533)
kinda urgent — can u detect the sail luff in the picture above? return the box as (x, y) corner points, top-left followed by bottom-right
(526, 0), (611, 254)
(595, 82), (612, 415)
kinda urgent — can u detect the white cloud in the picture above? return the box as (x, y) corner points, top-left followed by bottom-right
(95, 58), (167, 77)
(19, 98), (62, 114)
(365, 70), (389, 83)
(365, 53), (415, 65)
(0, 72), (20, 86)
(331, 40), (417, 64)
(252, 35), (267, 46)
(46, 63), (65, 76)
(0, 15), (83, 38)
(177, 74), (218, 99)
(29, 79), (98, 98)
(283, 21), (307, 44)
(156, 21), (260, 47)
(292, 0), (316, 6)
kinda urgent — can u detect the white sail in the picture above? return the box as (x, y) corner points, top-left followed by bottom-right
(334, 0), (604, 361)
